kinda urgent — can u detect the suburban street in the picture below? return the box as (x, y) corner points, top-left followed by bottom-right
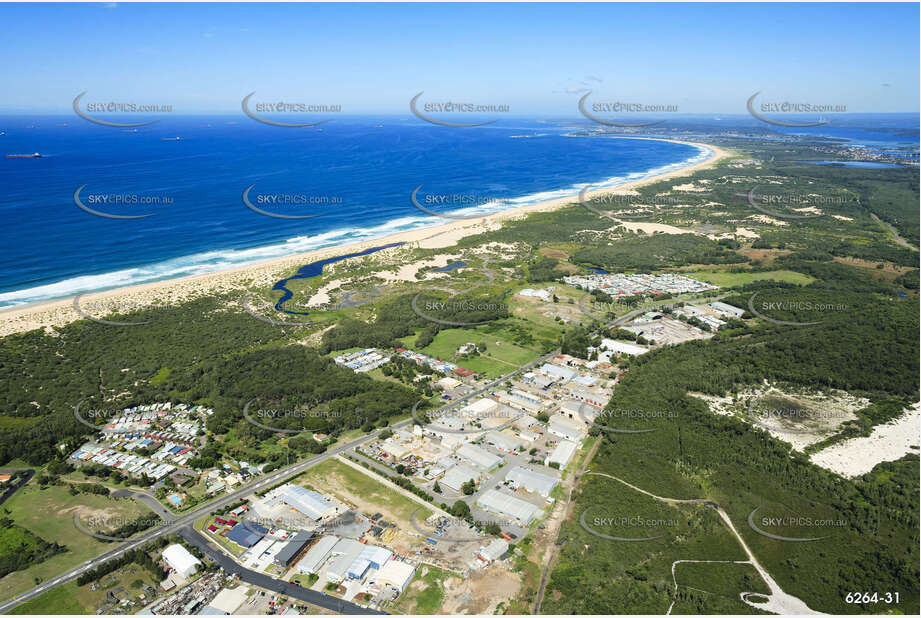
(0, 351), (555, 615)
(177, 527), (381, 615)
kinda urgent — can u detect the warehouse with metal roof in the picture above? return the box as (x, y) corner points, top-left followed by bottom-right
(476, 489), (540, 525)
(546, 439), (578, 469)
(274, 530), (314, 567)
(441, 464), (479, 491)
(162, 543), (202, 578)
(477, 538), (509, 563)
(225, 521), (268, 548)
(458, 443), (501, 470)
(278, 485), (338, 521)
(373, 560), (416, 593)
(297, 535), (339, 574)
(505, 466), (559, 497)
(326, 538), (364, 583)
(357, 545), (392, 569)
(485, 431), (525, 453)
(548, 414), (585, 442)
(538, 363), (576, 382)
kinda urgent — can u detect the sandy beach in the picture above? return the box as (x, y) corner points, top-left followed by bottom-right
(0, 139), (730, 337)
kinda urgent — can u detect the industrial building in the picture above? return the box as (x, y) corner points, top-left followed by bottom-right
(459, 398), (499, 418)
(558, 401), (593, 428)
(476, 489), (540, 525)
(458, 443), (502, 471)
(162, 543), (201, 578)
(546, 439), (579, 469)
(477, 538), (509, 564)
(441, 463), (479, 491)
(599, 338), (649, 357)
(226, 521), (268, 548)
(537, 363), (576, 383)
(326, 538), (365, 583)
(274, 485), (338, 521)
(709, 301), (745, 318)
(484, 430), (525, 453)
(548, 414), (585, 442)
(274, 530), (314, 567)
(297, 535), (339, 574)
(373, 560), (416, 593)
(505, 466), (559, 497)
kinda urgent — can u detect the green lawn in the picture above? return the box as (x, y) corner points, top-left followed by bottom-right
(10, 562), (163, 615)
(410, 325), (545, 378)
(7, 584), (87, 615)
(194, 516), (245, 557)
(0, 484), (148, 603)
(295, 458), (431, 524)
(682, 270), (815, 288)
(391, 565), (448, 614)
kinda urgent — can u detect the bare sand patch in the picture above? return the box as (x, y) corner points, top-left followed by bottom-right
(694, 384), (868, 451)
(810, 403), (920, 478)
(1, 139), (729, 337)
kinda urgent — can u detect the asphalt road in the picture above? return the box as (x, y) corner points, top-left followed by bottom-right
(177, 527), (381, 615)
(0, 425), (396, 614)
(0, 469), (34, 507)
(0, 352), (550, 615)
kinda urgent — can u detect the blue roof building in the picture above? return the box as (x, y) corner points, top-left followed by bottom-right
(226, 521), (268, 548)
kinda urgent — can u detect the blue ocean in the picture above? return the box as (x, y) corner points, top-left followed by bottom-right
(0, 116), (708, 307)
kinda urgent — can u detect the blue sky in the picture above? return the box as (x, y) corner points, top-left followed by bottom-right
(0, 2), (918, 114)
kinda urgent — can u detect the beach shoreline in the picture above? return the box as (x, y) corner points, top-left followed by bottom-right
(0, 138), (730, 337)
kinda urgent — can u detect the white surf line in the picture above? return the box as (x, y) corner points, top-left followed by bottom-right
(667, 560), (751, 615)
(584, 472), (825, 615)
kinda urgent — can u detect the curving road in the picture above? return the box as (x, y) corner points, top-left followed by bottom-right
(0, 351), (552, 615)
(177, 526), (380, 614)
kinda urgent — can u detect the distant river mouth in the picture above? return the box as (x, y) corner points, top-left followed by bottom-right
(272, 242), (405, 315)
(0, 123), (708, 308)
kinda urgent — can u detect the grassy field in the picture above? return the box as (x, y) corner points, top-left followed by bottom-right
(10, 562), (164, 615)
(682, 270), (815, 287)
(0, 483), (149, 603)
(391, 564), (450, 614)
(411, 324), (546, 378)
(296, 458), (431, 523)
